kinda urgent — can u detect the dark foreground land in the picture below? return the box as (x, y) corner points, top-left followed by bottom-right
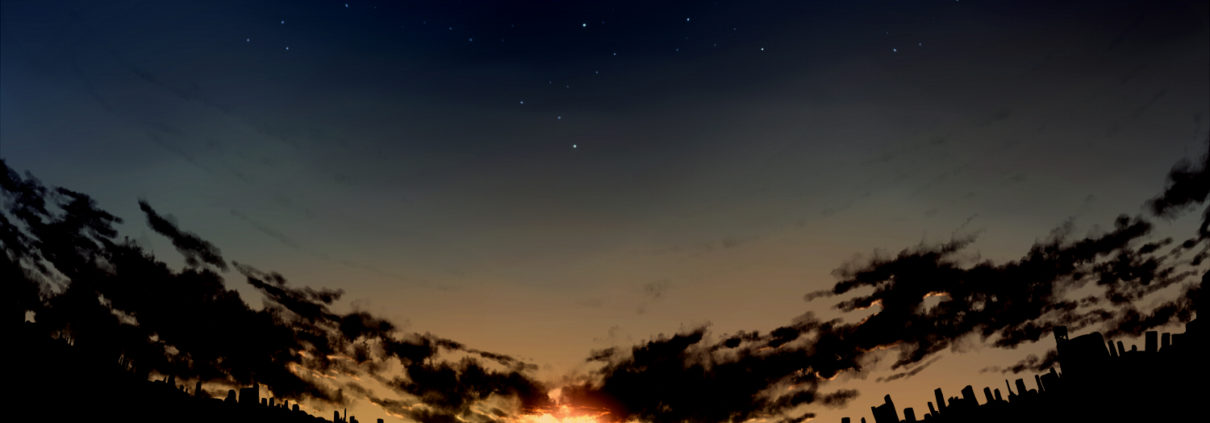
(12, 316), (1209, 423)
(843, 320), (1208, 423)
(13, 323), (338, 423)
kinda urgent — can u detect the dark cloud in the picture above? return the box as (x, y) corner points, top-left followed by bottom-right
(384, 357), (547, 423)
(561, 322), (861, 423)
(875, 356), (942, 383)
(982, 350), (1060, 375)
(139, 200), (227, 270)
(562, 141), (1209, 422)
(1148, 138), (1210, 239)
(2, 160), (546, 422)
(8, 133), (1209, 423)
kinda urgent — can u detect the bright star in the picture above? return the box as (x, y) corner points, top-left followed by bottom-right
(519, 100), (525, 105)
(245, 37), (251, 42)
(892, 48), (898, 53)
(686, 17), (691, 22)
(582, 23), (587, 28)
(280, 19), (285, 24)
(572, 144), (578, 149)
(284, 46), (290, 51)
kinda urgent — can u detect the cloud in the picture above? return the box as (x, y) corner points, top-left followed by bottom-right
(7, 136), (1209, 423)
(876, 356), (942, 383)
(1148, 138), (1210, 239)
(560, 140), (1209, 422)
(139, 200), (227, 270)
(981, 350), (1059, 375)
(3, 160), (547, 422)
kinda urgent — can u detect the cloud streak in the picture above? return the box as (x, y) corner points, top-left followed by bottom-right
(559, 140), (1209, 422)
(2, 159), (547, 423)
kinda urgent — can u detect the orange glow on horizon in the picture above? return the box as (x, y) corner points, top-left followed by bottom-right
(520, 404), (612, 423)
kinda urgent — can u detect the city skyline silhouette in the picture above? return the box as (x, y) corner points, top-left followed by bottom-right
(6, 136), (1208, 421)
(4, 1), (1209, 422)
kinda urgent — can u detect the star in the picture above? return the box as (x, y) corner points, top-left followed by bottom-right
(557, 115), (563, 120)
(245, 37), (251, 42)
(760, 47), (765, 52)
(582, 22), (588, 28)
(685, 17), (691, 22)
(280, 19), (285, 24)
(468, 37), (473, 42)
(519, 100), (525, 105)
(284, 46), (290, 51)
(892, 48), (898, 53)
(344, 3), (349, 7)
(572, 144), (578, 149)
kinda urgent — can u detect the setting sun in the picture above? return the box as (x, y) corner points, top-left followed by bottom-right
(4, 1), (1207, 422)
(520, 405), (611, 423)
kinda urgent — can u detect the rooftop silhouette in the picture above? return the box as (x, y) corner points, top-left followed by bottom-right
(6, 134), (1209, 423)
(840, 321), (1208, 423)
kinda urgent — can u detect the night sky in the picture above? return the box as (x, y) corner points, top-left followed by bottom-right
(2, 1), (1208, 422)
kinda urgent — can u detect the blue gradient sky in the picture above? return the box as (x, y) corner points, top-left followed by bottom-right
(2, 1), (1207, 421)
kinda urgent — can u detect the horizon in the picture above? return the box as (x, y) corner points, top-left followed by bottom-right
(3, 1), (1209, 422)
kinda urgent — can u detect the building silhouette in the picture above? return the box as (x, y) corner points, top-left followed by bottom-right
(10, 296), (1204, 423)
(871, 394), (899, 423)
(838, 319), (1207, 422)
